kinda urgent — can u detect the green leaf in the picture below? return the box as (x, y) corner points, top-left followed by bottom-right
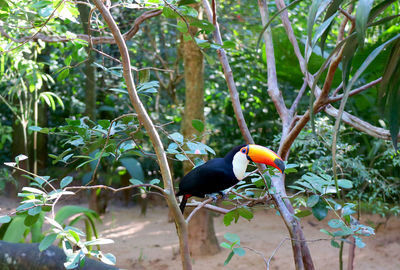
(220, 242), (231, 249)
(337, 179), (353, 189)
(121, 158), (144, 181)
(0, 215), (11, 224)
(320, 0), (344, 55)
(100, 253), (116, 265)
(222, 40), (236, 49)
(3, 215), (28, 242)
(342, 204), (356, 217)
(191, 119), (204, 133)
(130, 179), (143, 186)
(330, 239), (340, 248)
(307, 195), (320, 207)
(28, 206), (42, 216)
(224, 251), (235, 266)
(169, 132), (184, 144)
(149, 179), (160, 185)
(98, 120), (110, 129)
(39, 233), (57, 251)
(16, 202), (35, 212)
(22, 187), (45, 195)
(353, 235), (366, 248)
(162, 6), (178, 19)
(223, 212), (234, 226)
(57, 69), (70, 82)
(177, 20), (188, 33)
(320, 228), (333, 236)
(355, 0), (374, 46)
(55, 205), (98, 225)
(328, 219), (344, 229)
(295, 210), (312, 218)
(237, 207), (253, 221)
(24, 213), (40, 226)
(233, 247), (246, 256)
(61, 176), (73, 189)
(175, 154), (188, 161)
(312, 199), (328, 221)
(177, 0), (198, 6)
(224, 233), (240, 244)
(85, 238), (114, 246)
(307, 0), (324, 46)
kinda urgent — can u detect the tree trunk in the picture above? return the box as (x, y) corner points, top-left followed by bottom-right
(78, 3), (99, 212)
(181, 5), (220, 257)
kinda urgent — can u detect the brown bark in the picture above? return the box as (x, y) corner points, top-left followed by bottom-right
(181, 5), (220, 256)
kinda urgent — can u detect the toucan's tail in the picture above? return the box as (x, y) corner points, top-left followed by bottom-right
(179, 194), (191, 213)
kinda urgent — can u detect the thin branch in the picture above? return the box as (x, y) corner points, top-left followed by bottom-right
(0, 9), (162, 46)
(202, 0), (254, 144)
(4, 163), (57, 192)
(327, 77), (382, 104)
(242, 246), (268, 269)
(185, 202), (230, 214)
(339, 7), (355, 24)
(90, 2), (190, 269)
(186, 197), (213, 223)
(289, 79), (307, 115)
(325, 104), (399, 140)
(258, 0), (289, 124)
(0, 0), (66, 54)
(65, 183), (166, 195)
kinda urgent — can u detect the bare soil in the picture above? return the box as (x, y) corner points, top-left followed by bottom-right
(97, 204), (400, 270)
(1, 197), (399, 270)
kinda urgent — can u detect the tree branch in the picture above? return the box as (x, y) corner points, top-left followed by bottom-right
(258, 0), (289, 124)
(327, 77), (382, 104)
(0, 9), (162, 46)
(90, 1), (191, 269)
(202, 0), (254, 144)
(325, 104), (399, 140)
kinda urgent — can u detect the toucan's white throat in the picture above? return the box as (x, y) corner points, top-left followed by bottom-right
(232, 151), (249, 180)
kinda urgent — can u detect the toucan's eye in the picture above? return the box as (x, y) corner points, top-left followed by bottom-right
(241, 148), (247, 154)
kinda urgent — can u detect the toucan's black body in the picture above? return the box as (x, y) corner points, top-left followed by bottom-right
(176, 144), (285, 213)
(176, 145), (244, 212)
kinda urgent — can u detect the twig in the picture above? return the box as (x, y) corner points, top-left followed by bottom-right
(65, 183), (166, 195)
(289, 79), (307, 115)
(0, 0), (66, 54)
(327, 77), (382, 104)
(242, 246), (268, 269)
(4, 163), (57, 192)
(186, 197), (213, 223)
(339, 7), (355, 24)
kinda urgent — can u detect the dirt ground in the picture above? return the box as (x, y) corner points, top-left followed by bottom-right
(96, 204), (400, 270)
(1, 197), (400, 270)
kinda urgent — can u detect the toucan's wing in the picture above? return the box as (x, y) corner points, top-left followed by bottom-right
(178, 158), (236, 197)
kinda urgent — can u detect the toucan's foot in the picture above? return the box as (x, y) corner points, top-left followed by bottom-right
(205, 193), (219, 203)
(218, 191), (228, 200)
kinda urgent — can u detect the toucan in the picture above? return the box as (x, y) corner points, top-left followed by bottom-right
(176, 144), (285, 213)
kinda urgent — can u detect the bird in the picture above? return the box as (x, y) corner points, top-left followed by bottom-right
(176, 144), (285, 213)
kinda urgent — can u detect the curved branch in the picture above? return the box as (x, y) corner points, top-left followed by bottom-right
(90, 1), (191, 269)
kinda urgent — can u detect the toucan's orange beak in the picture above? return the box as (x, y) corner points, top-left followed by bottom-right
(247, 144), (285, 173)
